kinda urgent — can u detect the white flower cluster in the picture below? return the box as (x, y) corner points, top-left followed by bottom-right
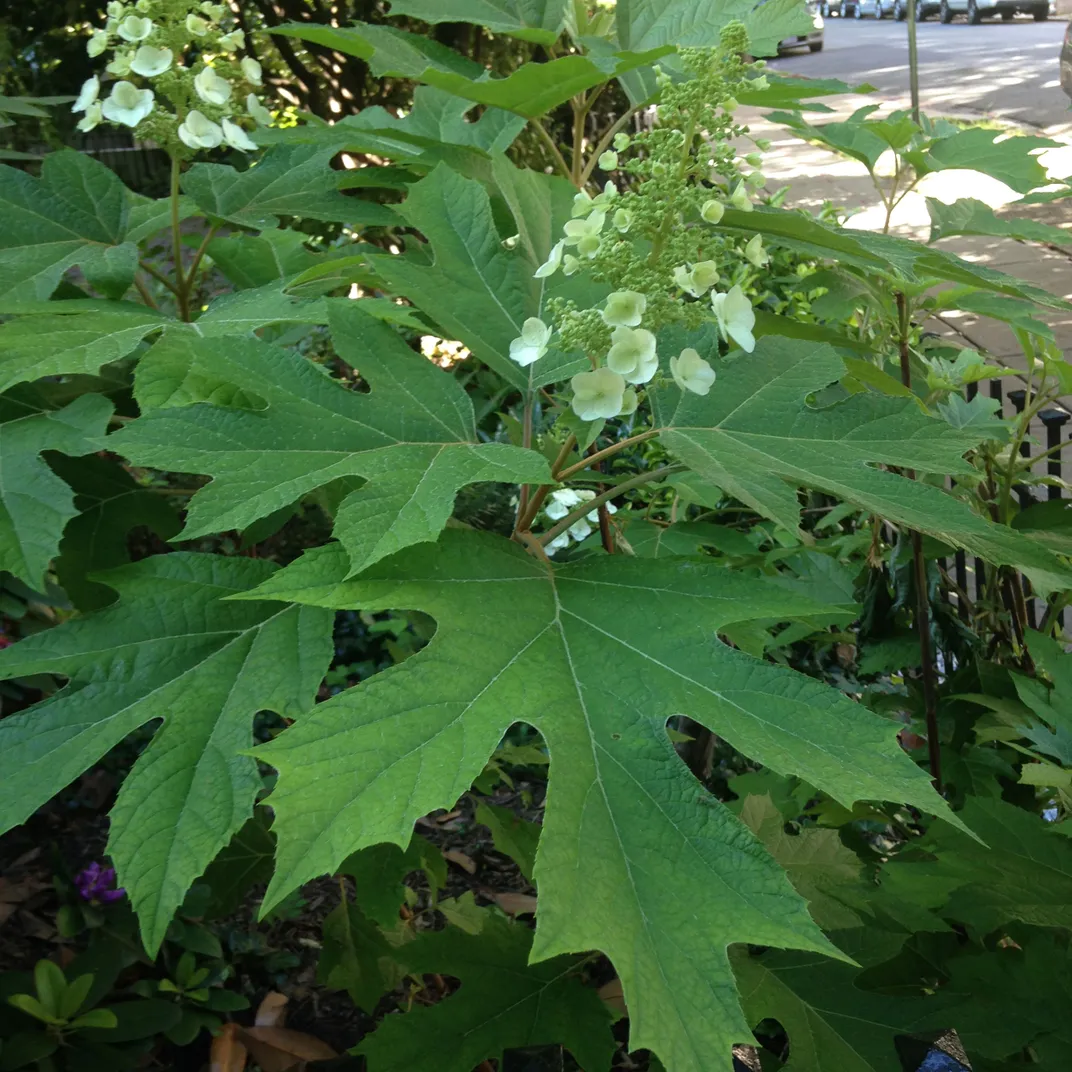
(73, 0), (272, 153)
(543, 488), (618, 556)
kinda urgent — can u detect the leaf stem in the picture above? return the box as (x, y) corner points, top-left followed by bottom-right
(138, 259), (181, 296)
(514, 435), (578, 537)
(896, 291), (942, 794)
(531, 119), (572, 182)
(556, 428), (658, 480)
(538, 464), (683, 548)
(185, 223), (220, 290)
(133, 274), (158, 309)
(169, 155), (191, 322)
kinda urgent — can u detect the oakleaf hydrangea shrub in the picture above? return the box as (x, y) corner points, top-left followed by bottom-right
(0, 2), (1070, 1070)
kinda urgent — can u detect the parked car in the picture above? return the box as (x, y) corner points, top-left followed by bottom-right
(779, 2), (824, 52)
(938, 0), (1047, 19)
(847, 0), (899, 17)
(1061, 20), (1072, 99)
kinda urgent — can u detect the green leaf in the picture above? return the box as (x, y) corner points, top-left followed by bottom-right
(915, 798), (1072, 932)
(368, 163), (593, 389)
(388, 0), (569, 44)
(200, 809), (277, 919)
(109, 305), (551, 574)
(249, 529), (950, 1072)
(193, 285), (329, 336)
(340, 836), (445, 928)
(769, 107), (890, 172)
(57, 973), (94, 1020)
(182, 146), (388, 229)
(738, 794), (867, 931)
(659, 338), (1072, 594)
(50, 454), (182, 611)
(0, 388), (114, 587)
(81, 241), (139, 301)
(616, 0), (815, 57)
(932, 927), (1072, 1063)
(342, 85), (525, 155)
(914, 128), (1060, 194)
(719, 205), (1071, 310)
(0, 150), (131, 302)
(733, 935), (940, 1072)
(0, 553), (333, 954)
(32, 961), (66, 1018)
(318, 900), (397, 1011)
(273, 22), (671, 118)
(357, 917), (616, 1072)
(0, 308), (169, 393)
(206, 229), (329, 290)
(7, 994), (64, 1026)
(473, 801), (540, 881)
(928, 196), (1072, 249)
(67, 1008), (117, 1030)
(125, 193), (199, 245)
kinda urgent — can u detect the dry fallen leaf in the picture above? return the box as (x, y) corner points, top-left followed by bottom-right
(490, 891), (538, 917)
(237, 1026), (337, 1072)
(442, 849), (477, 874)
(598, 978), (627, 1018)
(210, 1023), (249, 1072)
(254, 991), (289, 1027)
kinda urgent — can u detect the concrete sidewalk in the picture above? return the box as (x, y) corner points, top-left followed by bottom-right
(742, 103), (1072, 377)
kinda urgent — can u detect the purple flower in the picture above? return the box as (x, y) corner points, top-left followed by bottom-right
(74, 862), (126, 904)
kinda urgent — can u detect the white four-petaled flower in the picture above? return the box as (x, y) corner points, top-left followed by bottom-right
(545, 487), (596, 521)
(534, 239), (564, 279)
(744, 234), (768, 268)
(72, 76), (100, 114)
(606, 326), (657, 385)
(670, 348), (717, 395)
(241, 58), (263, 85)
(130, 45), (173, 77)
(563, 210), (605, 258)
(101, 81), (154, 127)
(673, 261), (719, 298)
(508, 317), (552, 367)
(711, 285), (756, 353)
(194, 66), (232, 106)
(87, 31), (109, 57)
(571, 368), (626, 421)
(701, 199), (725, 224)
(77, 102), (103, 132)
(178, 108), (223, 149)
(116, 15), (152, 41)
(222, 117), (258, 151)
(601, 290), (646, 328)
(729, 182), (753, 212)
(246, 94), (273, 126)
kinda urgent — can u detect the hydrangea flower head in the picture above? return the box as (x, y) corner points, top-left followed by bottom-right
(606, 327), (658, 385)
(601, 290), (647, 329)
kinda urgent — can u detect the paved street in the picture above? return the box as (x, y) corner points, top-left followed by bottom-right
(770, 16), (1071, 132)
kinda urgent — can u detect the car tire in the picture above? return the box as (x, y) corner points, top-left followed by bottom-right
(894, 0), (906, 15)
(939, 0), (954, 21)
(855, 2), (865, 16)
(840, 1), (850, 16)
(1033, 6), (1048, 17)
(1001, 9), (1013, 16)
(967, 0), (982, 22)
(809, 40), (824, 50)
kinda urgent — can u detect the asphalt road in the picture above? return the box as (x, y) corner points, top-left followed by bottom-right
(769, 15), (1071, 130)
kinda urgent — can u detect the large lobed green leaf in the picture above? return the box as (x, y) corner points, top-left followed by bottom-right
(616, 0), (815, 57)
(245, 529), (950, 1072)
(0, 553), (333, 954)
(659, 339), (1072, 594)
(357, 916), (616, 1071)
(0, 150), (132, 302)
(367, 161), (598, 390)
(388, 0), (569, 45)
(108, 303), (551, 576)
(272, 22), (671, 118)
(0, 387), (114, 588)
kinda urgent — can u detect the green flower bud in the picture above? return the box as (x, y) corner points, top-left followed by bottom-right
(598, 150), (619, 171)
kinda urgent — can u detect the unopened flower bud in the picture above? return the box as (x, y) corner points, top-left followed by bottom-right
(598, 150), (618, 171)
(745, 152), (763, 168)
(701, 199), (725, 224)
